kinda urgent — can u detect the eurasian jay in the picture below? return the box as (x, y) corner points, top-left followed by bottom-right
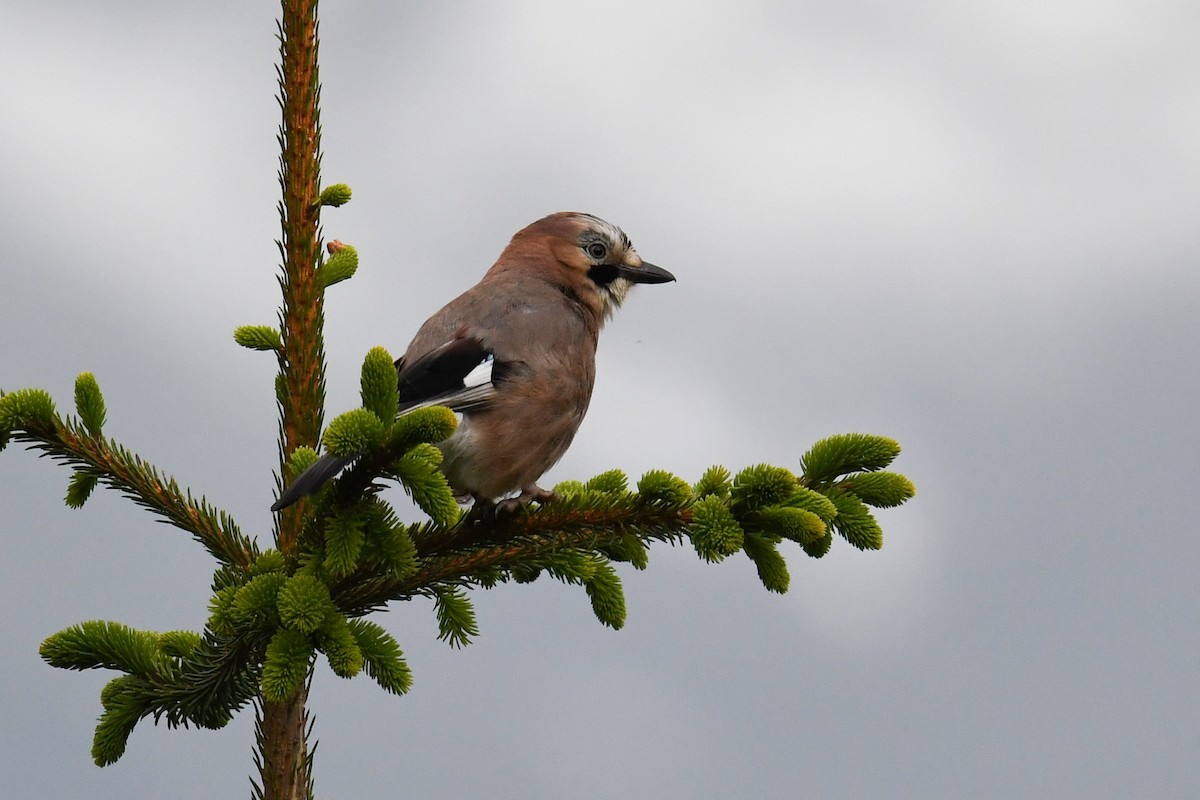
(271, 211), (674, 512)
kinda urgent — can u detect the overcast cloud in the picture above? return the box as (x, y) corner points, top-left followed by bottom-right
(3, 2), (1198, 798)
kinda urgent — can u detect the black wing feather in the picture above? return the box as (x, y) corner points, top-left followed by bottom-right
(396, 337), (490, 404)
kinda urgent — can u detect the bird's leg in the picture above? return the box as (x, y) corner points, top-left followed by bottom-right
(518, 484), (556, 504)
(466, 494), (496, 518)
(494, 484), (557, 515)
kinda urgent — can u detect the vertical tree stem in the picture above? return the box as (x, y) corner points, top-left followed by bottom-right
(258, 684), (313, 800)
(275, 0), (326, 555)
(262, 1), (323, 797)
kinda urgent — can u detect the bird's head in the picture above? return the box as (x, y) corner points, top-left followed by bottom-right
(493, 211), (675, 323)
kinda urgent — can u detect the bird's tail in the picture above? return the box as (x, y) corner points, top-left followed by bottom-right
(271, 452), (355, 512)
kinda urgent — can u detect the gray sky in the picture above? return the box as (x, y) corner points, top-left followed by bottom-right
(3, 1), (1198, 797)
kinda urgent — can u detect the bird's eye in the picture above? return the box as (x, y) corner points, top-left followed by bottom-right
(585, 242), (608, 260)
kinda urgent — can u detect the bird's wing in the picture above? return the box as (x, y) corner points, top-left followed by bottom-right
(395, 335), (499, 413)
(401, 273), (598, 375)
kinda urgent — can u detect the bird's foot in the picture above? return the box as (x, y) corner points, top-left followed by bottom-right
(520, 485), (556, 505)
(493, 485), (557, 515)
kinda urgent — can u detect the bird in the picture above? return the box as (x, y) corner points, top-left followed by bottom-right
(271, 211), (675, 513)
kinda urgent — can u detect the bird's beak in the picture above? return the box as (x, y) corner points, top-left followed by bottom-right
(617, 260), (676, 284)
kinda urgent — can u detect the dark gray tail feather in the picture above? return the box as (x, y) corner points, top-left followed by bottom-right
(271, 452), (355, 511)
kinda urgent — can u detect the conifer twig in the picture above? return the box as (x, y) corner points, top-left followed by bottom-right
(8, 414), (255, 568)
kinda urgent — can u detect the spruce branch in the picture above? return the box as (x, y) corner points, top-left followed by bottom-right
(432, 586), (478, 648)
(347, 619), (412, 695)
(325, 451), (914, 618)
(40, 624), (267, 764)
(236, 325), (286, 353)
(332, 496), (691, 613)
(318, 184), (352, 207)
(2, 398), (255, 568)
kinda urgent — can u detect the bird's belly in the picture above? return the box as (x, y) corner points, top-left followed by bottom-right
(437, 404), (580, 501)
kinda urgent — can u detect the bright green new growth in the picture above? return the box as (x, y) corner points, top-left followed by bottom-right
(235, 325), (284, 353)
(65, 469), (99, 509)
(283, 447), (320, 481)
(7, 351), (915, 765)
(323, 509), (365, 578)
(234, 573), (288, 629)
(394, 443), (460, 526)
(262, 629), (313, 702)
(801, 433), (902, 484)
(607, 532), (650, 570)
(731, 464), (796, 511)
(93, 677), (143, 766)
(207, 586), (239, 635)
(317, 244), (358, 288)
(361, 346), (399, 423)
(804, 530), (834, 559)
(587, 468), (628, 494)
(752, 506), (827, 545)
(694, 465), (732, 498)
(74, 372), (106, 435)
(389, 405), (457, 450)
(319, 183), (352, 207)
(356, 498), (418, 578)
(786, 485), (839, 519)
(159, 630), (203, 659)
(323, 408), (386, 456)
(319, 613), (363, 677)
(250, 549), (287, 576)
(838, 470), (916, 508)
(39, 618), (247, 765)
(690, 495), (745, 562)
(583, 559), (626, 628)
(41, 620), (171, 677)
(551, 479), (587, 499)
(434, 587), (479, 648)
(0, 387), (56, 432)
(637, 469), (693, 505)
(828, 492), (884, 551)
(277, 574), (334, 633)
(742, 533), (789, 593)
(349, 619), (412, 695)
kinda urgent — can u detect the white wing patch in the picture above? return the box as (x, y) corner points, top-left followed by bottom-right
(462, 354), (494, 389)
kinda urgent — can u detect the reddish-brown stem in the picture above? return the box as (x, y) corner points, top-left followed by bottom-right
(263, 1), (323, 797)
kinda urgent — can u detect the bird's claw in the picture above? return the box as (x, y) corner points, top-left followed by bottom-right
(482, 486), (557, 515)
